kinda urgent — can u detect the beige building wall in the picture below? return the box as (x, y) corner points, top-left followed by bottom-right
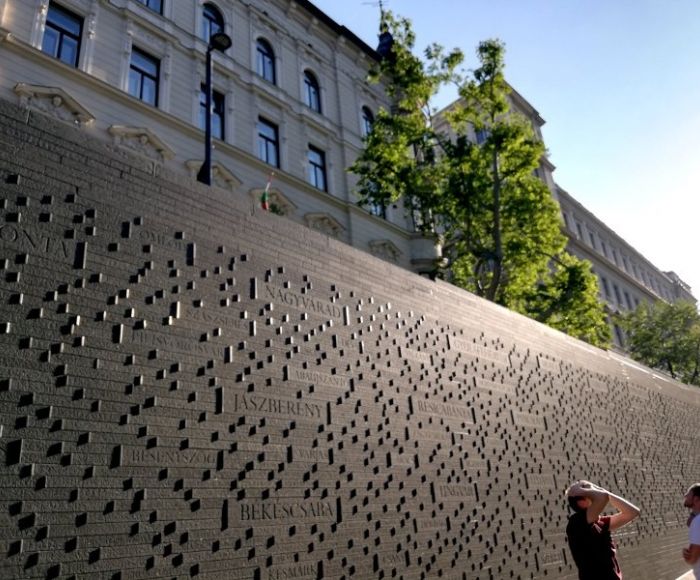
(557, 185), (695, 347)
(0, 0), (438, 272)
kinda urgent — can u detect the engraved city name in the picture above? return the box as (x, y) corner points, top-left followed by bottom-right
(264, 284), (342, 319)
(383, 552), (406, 567)
(138, 229), (187, 251)
(0, 224), (72, 258)
(237, 500), (336, 522)
(413, 398), (474, 423)
(512, 411), (545, 429)
(448, 337), (509, 365)
(436, 484), (475, 501)
(293, 447), (329, 463)
(288, 367), (350, 389)
(185, 305), (244, 329)
(539, 550), (564, 567)
(475, 377), (515, 394)
(399, 346), (432, 365)
(414, 516), (448, 532)
(123, 446), (216, 467)
(233, 394), (324, 420)
(131, 329), (222, 356)
(265, 563), (317, 580)
(525, 473), (556, 489)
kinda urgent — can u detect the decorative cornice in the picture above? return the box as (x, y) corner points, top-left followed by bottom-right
(13, 83), (95, 125)
(185, 160), (242, 192)
(304, 212), (345, 238)
(108, 125), (175, 160)
(369, 239), (402, 263)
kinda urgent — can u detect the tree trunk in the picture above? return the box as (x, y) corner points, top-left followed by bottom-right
(485, 147), (503, 302)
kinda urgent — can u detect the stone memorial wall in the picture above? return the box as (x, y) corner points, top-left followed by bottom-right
(1, 99), (699, 580)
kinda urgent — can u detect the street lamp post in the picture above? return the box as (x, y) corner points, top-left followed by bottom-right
(197, 32), (232, 186)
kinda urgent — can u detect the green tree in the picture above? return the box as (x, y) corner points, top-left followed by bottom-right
(619, 300), (700, 385)
(351, 13), (610, 347)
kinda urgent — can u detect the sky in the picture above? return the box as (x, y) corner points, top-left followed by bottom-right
(311, 0), (700, 297)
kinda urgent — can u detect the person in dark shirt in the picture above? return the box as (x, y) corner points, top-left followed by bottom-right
(565, 480), (640, 580)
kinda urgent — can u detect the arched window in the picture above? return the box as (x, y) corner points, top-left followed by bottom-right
(256, 39), (275, 84)
(361, 106), (374, 136)
(202, 3), (224, 41)
(303, 70), (321, 113)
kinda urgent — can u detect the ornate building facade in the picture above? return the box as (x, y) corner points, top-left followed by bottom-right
(0, 0), (694, 350)
(0, 0), (437, 271)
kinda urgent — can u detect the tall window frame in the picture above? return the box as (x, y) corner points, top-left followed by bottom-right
(134, 0), (163, 14)
(613, 284), (622, 305)
(307, 145), (327, 191)
(256, 39), (276, 84)
(368, 201), (386, 219)
(303, 70), (321, 113)
(202, 3), (224, 41)
(361, 106), (374, 137)
(41, 2), (83, 68)
(257, 117), (279, 168)
(128, 47), (160, 106)
(475, 128), (490, 144)
(199, 84), (225, 141)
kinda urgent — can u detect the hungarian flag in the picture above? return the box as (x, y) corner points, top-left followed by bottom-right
(261, 172), (274, 211)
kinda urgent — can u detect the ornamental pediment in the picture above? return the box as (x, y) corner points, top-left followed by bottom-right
(304, 212), (345, 238)
(248, 187), (296, 216)
(108, 125), (175, 161)
(369, 239), (402, 263)
(185, 160), (242, 192)
(13, 83), (95, 126)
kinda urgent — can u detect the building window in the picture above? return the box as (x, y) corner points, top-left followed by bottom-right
(600, 241), (608, 257)
(368, 201), (386, 219)
(199, 85), (225, 140)
(411, 201), (433, 233)
(475, 128), (490, 144)
(256, 39), (276, 84)
(562, 212), (570, 230)
(611, 249), (619, 266)
(588, 231), (597, 249)
(624, 291), (632, 310)
(307, 145), (327, 191)
(135, 0), (163, 14)
(303, 70), (321, 113)
(361, 106), (374, 137)
(128, 47), (159, 106)
(575, 222), (583, 239)
(42, 2), (83, 67)
(613, 284), (622, 305)
(202, 3), (224, 41)
(601, 277), (611, 299)
(257, 118), (279, 167)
